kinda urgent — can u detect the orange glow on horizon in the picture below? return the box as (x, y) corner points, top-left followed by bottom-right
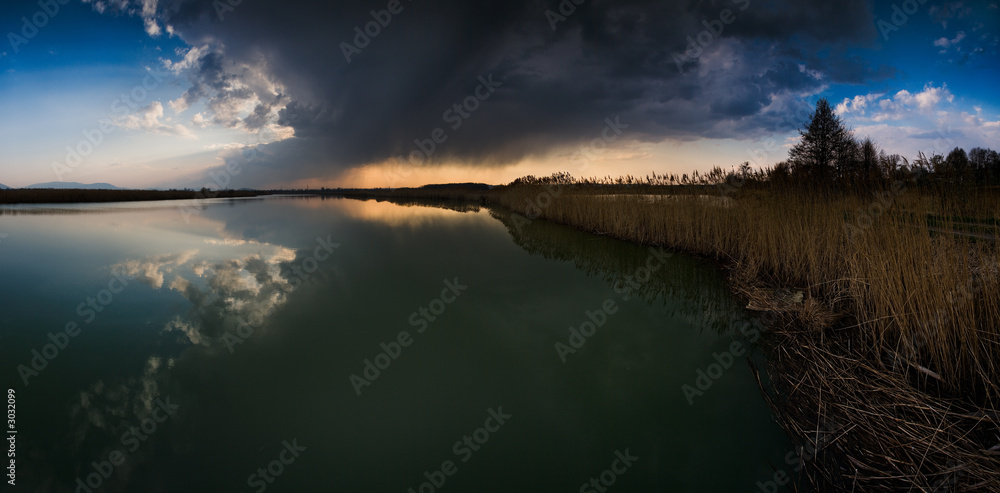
(271, 137), (780, 189)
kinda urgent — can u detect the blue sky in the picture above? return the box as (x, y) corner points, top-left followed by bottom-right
(0, 1), (260, 188)
(0, 0), (997, 188)
(824, 0), (1000, 161)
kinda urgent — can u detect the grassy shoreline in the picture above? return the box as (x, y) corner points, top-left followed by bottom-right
(326, 183), (1000, 490)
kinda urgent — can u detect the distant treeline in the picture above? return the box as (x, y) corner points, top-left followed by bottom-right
(0, 189), (266, 205)
(513, 99), (1000, 195)
(303, 185), (494, 203)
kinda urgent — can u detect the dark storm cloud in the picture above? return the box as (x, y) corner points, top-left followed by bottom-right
(178, 52), (230, 99)
(99, 0), (889, 184)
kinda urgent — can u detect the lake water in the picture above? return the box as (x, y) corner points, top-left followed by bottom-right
(0, 196), (794, 492)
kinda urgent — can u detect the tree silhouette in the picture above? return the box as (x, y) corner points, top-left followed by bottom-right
(857, 137), (881, 188)
(788, 98), (855, 187)
(945, 147), (970, 185)
(969, 147), (1000, 185)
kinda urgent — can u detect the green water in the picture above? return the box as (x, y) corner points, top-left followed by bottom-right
(0, 196), (794, 492)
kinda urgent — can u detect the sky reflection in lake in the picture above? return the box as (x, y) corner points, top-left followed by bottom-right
(0, 196), (792, 492)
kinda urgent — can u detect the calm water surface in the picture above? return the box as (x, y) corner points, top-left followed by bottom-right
(0, 196), (794, 492)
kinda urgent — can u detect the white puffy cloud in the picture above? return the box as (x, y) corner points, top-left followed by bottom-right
(110, 235), (302, 348)
(165, 318), (208, 346)
(118, 101), (195, 137)
(163, 45), (209, 75)
(933, 31), (966, 51)
(114, 250), (199, 288)
(159, 46), (298, 168)
(837, 83), (999, 159)
(866, 84), (955, 120)
(140, 0), (160, 36)
(835, 93), (882, 115)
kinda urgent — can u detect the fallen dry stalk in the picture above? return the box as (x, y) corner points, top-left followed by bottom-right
(754, 316), (1000, 491)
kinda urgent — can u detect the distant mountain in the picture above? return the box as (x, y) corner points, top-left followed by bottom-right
(0, 183), (9, 189)
(25, 182), (126, 190)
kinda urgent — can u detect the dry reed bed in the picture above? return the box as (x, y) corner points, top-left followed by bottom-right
(492, 185), (1000, 491)
(756, 322), (1000, 491)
